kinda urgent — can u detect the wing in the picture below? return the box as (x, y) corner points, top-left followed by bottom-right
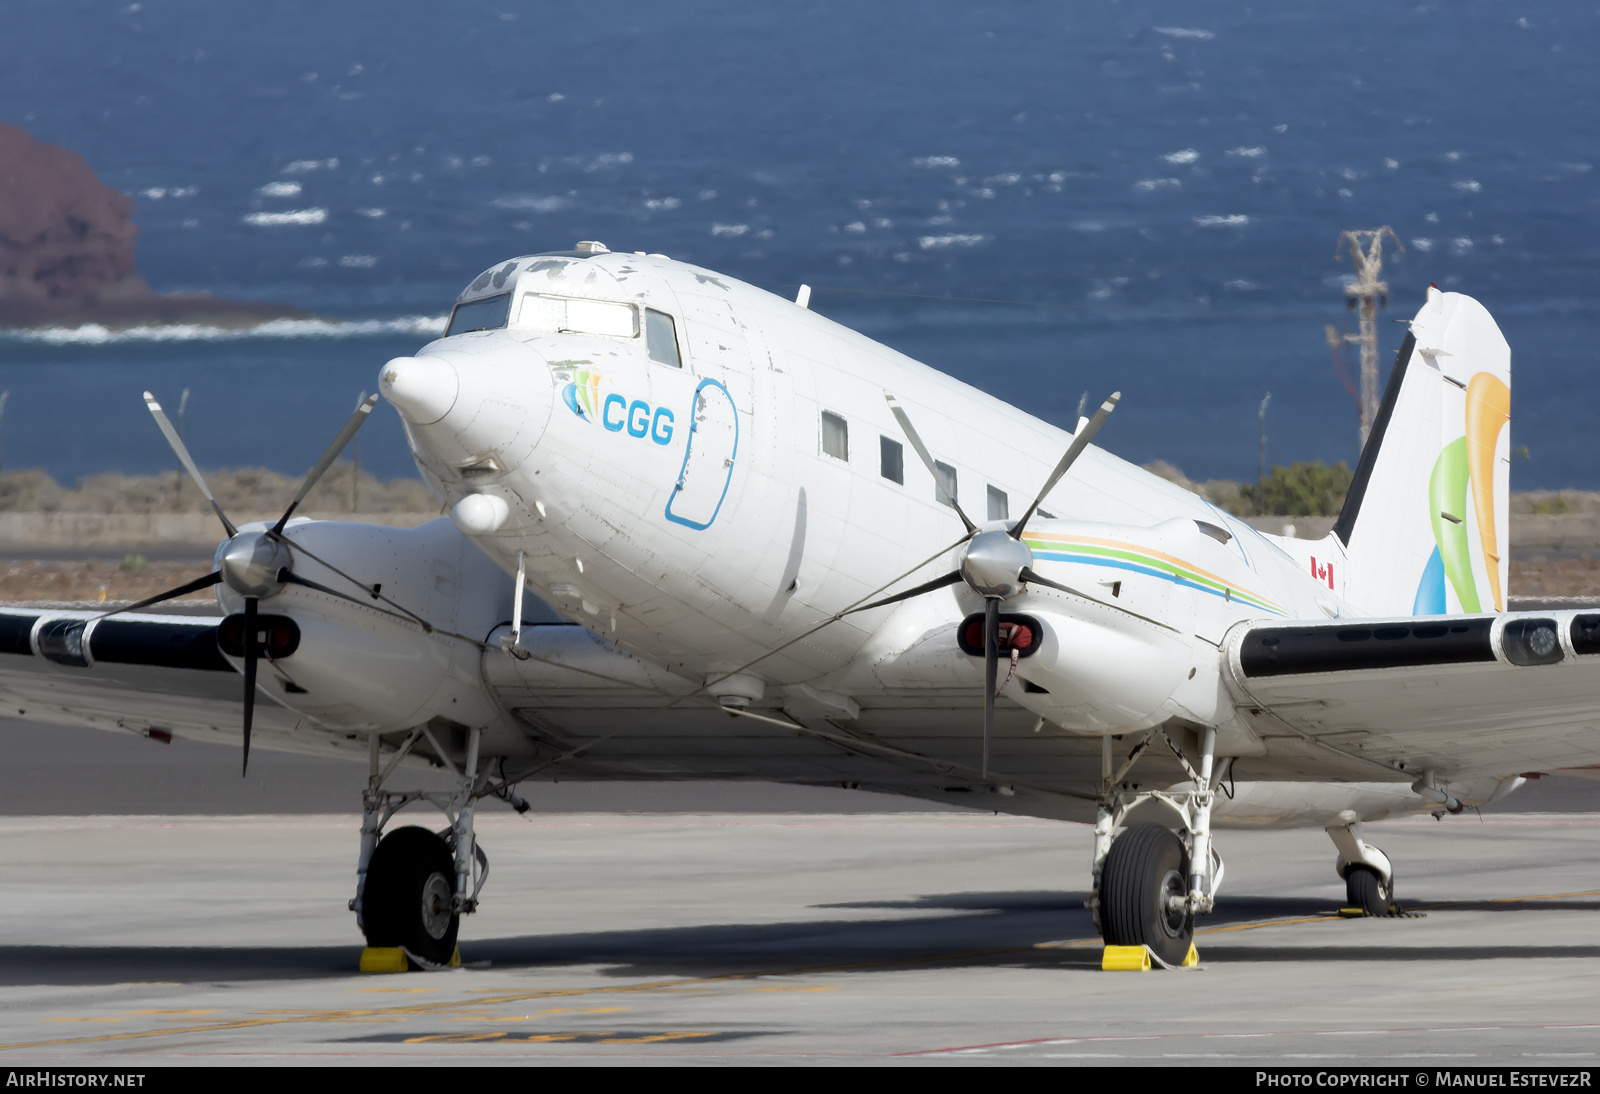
(1225, 608), (1600, 780)
(0, 606), (373, 764)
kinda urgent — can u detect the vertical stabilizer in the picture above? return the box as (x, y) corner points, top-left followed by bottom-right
(1329, 288), (1511, 616)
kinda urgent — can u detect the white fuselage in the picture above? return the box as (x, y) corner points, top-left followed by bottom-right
(382, 250), (1335, 719)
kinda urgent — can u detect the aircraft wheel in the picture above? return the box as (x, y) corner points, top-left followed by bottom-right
(1345, 864), (1392, 916)
(1099, 822), (1193, 966)
(362, 826), (459, 967)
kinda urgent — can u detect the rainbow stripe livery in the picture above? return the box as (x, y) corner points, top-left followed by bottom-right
(1024, 532), (1287, 616)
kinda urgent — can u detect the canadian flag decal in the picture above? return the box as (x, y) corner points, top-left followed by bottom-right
(1311, 557), (1334, 590)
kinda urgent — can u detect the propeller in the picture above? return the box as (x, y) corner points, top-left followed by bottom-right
(879, 390), (1121, 777)
(102, 392), (381, 774)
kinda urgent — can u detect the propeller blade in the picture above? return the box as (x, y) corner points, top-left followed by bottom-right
(241, 595), (258, 776)
(1018, 566), (1092, 599)
(884, 393), (976, 534)
(143, 392), (237, 538)
(983, 598), (999, 779)
(272, 393), (380, 535)
(94, 570), (222, 621)
(845, 569), (963, 615)
(1010, 391), (1121, 539)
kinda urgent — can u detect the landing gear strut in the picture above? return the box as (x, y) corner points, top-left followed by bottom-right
(352, 725), (494, 969)
(1089, 727), (1222, 966)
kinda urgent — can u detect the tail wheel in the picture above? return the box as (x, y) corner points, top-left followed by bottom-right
(1345, 864), (1392, 916)
(362, 825), (459, 967)
(1099, 823), (1193, 966)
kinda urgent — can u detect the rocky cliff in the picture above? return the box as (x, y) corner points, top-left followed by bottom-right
(0, 123), (302, 328)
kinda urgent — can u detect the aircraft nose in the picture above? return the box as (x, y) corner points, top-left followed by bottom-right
(380, 355), (458, 425)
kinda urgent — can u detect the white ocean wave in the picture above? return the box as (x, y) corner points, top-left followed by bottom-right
(1228, 147), (1266, 158)
(282, 158), (339, 173)
(1411, 238), (1435, 252)
(338, 255), (377, 268)
(356, 208), (386, 218)
(913, 156), (960, 168)
(711, 223), (749, 237)
(1163, 149), (1200, 165)
(1154, 26), (1214, 39)
(491, 195), (569, 212)
(586, 152), (634, 170)
(643, 197), (681, 210)
(1452, 180), (1482, 192)
(1451, 237), (1474, 254)
(1225, 279), (1257, 291)
(243, 208), (328, 226)
(1193, 214), (1250, 227)
(1134, 178), (1181, 191)
(139, 186), (199, 200)
(2, 315), (447, 346)
(919, 233), (989, 249)
(258, 181), (302, 197)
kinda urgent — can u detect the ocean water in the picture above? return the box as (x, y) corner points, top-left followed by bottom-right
(0, 0), (1595, 488)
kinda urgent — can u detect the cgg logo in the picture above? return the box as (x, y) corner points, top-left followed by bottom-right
(602, 394), (674, 445)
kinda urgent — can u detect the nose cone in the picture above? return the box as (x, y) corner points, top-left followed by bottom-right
(380, 355), (459, 425)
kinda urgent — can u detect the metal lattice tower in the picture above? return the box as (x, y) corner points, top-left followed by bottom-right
(1336, 227), (1403, 450)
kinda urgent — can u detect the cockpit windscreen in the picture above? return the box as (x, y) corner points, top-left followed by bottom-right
(446, 293), (511, 336)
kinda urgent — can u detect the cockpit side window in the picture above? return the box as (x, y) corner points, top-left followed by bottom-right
(446, 293), (512, 336)
(645, 308), (682, 367)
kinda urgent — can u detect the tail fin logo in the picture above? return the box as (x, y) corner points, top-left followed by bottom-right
(1419, 371), (1510, 613)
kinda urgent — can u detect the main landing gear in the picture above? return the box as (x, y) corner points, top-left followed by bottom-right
(1088, 727), (1221, 967)
(352, 724), (523, 970)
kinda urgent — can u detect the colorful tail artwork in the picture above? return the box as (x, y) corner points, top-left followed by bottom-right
(1326, 288), (1511, 618)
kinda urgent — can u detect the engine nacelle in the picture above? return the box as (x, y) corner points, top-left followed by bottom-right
(998, 603), (1192, 733)
(215, 518), (510, 733)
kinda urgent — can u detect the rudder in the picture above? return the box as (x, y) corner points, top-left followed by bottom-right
(1328, 288), (1511, 616)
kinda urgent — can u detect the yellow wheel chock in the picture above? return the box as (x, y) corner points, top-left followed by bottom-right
(1101, 942), (1199, 970)
(359, 945), (463, 972)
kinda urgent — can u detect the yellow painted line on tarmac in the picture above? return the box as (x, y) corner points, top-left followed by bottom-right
(350, 988), (435, 994)
(0, 945), (1028, 1053)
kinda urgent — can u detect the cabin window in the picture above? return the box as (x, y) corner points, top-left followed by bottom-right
(517, 293), (638, 338)
(446, 293), (511, 336)
(934, 461), (958, 508)
(645, 308), (681, 367)
(880, 436), (904, 484)
(1038, 509), (1055, 520)
(821, 411), (849, 461)
(987, 485), (1009, 521)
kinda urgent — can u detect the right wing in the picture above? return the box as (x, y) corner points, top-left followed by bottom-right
(1225, 608), (1600, 781)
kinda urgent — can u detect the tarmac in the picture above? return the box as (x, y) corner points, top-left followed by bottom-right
(1, 718), (1599, 1066)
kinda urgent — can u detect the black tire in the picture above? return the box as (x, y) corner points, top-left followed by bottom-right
(1346, 864), (1392, 916)
(1099, 823), (1193, 966)
(361, 826), (459, 967)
